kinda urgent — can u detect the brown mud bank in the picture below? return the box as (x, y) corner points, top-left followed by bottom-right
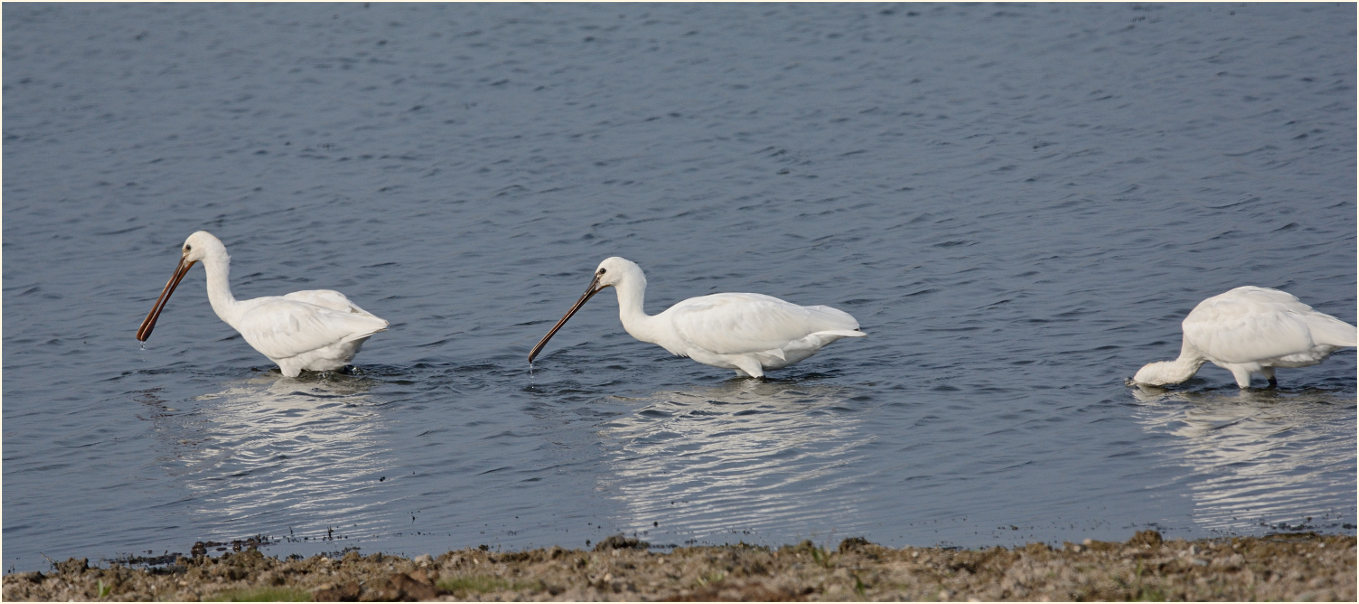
(4, 531), (1354, 601)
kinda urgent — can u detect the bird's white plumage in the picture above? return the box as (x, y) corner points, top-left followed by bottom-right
(137, 231), (388, 377)
(231, 293), (388, 374)
(666, 293), (860, 354)
(1134, 286), (1356, 388)
(528, 257), (864, 377)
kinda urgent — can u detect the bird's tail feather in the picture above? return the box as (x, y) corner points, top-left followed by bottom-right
(1308, 313), (1357, 348)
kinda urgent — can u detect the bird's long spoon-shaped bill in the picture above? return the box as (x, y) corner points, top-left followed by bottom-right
(136, 257), (195, 341)
(528, 274), (605, 363)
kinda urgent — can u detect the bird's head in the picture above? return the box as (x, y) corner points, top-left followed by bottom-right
(527, 256), (645, 363)
(591, 256), (643, 291)
(182, 231), (225, 264)
(1131, 362), (1170, 386)
(136, 231), (225, 342)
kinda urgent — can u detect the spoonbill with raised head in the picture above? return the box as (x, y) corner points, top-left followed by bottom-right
(527, 257), (865, 378)
(136, 231), (389, 377)
(1132, 286), (1356, 388)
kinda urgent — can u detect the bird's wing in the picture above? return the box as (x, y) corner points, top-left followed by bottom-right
(1182, 294), (1315, 364)
(666, 293), (860, 356)
(284, 289), (379, 316)
(235, 296), (389, 361)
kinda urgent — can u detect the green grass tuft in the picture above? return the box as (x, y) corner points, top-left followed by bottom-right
(208, 586), (313, 601)
(437, 574), (536, 595)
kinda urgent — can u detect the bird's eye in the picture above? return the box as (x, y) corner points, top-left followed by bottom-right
(598, 268), (607, 276)
(184, 244), (192, 252)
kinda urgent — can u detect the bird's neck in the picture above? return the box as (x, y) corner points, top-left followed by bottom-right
(200, 252), (242, 326)
(1137, 341), (1206, 386)
(1168, 340), (1208, 381)
(1148, 357), (1204, 384)
(613, 275), (663, 345)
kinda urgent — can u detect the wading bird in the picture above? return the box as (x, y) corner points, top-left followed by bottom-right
(136, 231), (389, 377)
(528, 257), (865, 378)
(1132, 286), (1356, 388)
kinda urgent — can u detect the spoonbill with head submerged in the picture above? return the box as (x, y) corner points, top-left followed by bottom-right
(136, 231), (389, 377)
(1132, 286), (1356, 389)
(527, 257), (866, 378)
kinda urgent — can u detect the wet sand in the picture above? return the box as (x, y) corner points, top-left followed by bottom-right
(4, 531), (1353, 601)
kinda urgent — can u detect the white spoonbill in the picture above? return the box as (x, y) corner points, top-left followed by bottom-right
(1132, 286), (1356, 388)
(527, 257), (865, 378)
(136, 231), (389, 377)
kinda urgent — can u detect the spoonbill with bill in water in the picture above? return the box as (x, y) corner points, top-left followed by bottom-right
(136, 231), (389, 377)
(1132, 286), (1356, 389)
(527, 257), (865, 378)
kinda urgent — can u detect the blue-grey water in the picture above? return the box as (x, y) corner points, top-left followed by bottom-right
(3, 3), (1355, 573)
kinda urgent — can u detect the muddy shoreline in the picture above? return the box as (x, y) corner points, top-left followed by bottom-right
(4, 531), (1353, 601)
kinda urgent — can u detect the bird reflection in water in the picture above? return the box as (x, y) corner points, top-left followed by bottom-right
(595, 378), (874, 543)
(1130, 384), (1356, 533)
(145, 372), (394, 543)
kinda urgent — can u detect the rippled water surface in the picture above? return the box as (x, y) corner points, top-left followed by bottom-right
(4, 3), (1355, 572)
